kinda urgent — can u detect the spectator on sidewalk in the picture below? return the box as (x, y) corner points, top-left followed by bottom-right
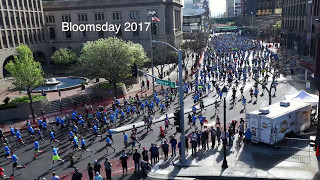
(120, 150), (129, 176)
(133, 149), (141, 173)
(161, 141), (169, 159)
(94, 172), (103, 180)
(191, 133), (197, 157)
(147, 80), (150, 90)
(238, 122), (244, 138)
(149, 143), (157, 164)
(71, 168), (82, 180)
(196, 131), (201, 150)
(244, 128), (252, 146)
(93, 160), (101, 175)
(51, 172), (60, 180)
(142, 147), (149, 162)
(87, 163), (94, 180)
(210, 127), (216, 149)
(203, 129), (209, 150)
(216, 126), (221, 146)
(104, 158), (112, 180)
(169, 136), (177, 157)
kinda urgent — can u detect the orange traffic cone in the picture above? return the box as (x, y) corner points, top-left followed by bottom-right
(316, 146), (320, 157)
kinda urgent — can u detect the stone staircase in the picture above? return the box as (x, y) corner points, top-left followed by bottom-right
(46, 94), (102, 114)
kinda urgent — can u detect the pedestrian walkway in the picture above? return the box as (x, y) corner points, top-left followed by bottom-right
(148, 136), (319, 180)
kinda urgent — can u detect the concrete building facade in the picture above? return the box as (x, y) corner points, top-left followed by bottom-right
(247, 0), (282, 16)
(281, 0), (320, 75)
(42, 0), (183, 54)
(234, 0), (242, 16)
(0, 0), (50, 78)
(226, 0), (235, 17)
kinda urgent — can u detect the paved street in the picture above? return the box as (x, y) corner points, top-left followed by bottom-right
(0, 35), (319, 180)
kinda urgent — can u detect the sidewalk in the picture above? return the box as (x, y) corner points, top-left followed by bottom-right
(148, 136), (320, 179)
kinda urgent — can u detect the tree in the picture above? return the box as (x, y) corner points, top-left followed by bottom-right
(51, 48), (77, 64)
(182, 32), (209, 59)
(5, 44), (45, 119)
(153, 44), (179, 79)
(77, 37), (147, 97)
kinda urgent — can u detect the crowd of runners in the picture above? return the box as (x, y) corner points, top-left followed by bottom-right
(0, 33), (290, 180)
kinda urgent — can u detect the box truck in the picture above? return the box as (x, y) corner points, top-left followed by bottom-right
(246, 100), (311, 145)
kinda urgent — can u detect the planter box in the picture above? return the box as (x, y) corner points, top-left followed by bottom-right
(0, 97), (50, 122)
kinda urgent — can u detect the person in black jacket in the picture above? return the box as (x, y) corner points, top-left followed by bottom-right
(87, 163), (94, 180)
(93, 160), (101, 174)
(133, 149), (141, 173)
(71, 168), (82, 180)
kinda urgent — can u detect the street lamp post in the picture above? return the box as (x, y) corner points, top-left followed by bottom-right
(148, 11), (156, 94)
(250, 12), (253, 28)
(221, 86), (228, 169)
(151, 40), (186, 163)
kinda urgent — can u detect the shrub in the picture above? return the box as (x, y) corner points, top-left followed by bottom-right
(12, 95), (46, 103)
(97, 82), (124, 89)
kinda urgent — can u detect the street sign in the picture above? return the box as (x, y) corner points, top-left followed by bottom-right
(156, 79), (176, 88)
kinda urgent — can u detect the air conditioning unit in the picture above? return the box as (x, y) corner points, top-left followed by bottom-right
(280, 101), (290, 107)
(259, 108), (270, 114)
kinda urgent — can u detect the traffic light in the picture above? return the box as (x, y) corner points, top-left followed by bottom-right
(174, 110), (181, 133)
(131, 63), (138, 77)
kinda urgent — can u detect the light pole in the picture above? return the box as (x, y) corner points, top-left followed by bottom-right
(221, 86), (228, 169)
(148, 11), (157, 94)
(151, 40), (186, 163)
(250, 12), (253, 28)
(308, 1), (313, 58)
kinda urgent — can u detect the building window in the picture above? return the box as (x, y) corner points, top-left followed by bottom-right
(45, 15), (55, 23)
(81, 31), (87, 38)
(95, 13), (104, 21)
(78, 13), (87, 22)
(133, 27), (139, 37)
(112, 12), (122, 20)
(116, 25), (122, 37)
(2, 35), (7, 48)
(62, 15), (71, 22)
(65, 31), (71, 39)
(98, 31), (104, 38)
(130, 11), (140, 19)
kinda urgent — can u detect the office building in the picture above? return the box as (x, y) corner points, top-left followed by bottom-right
(226, 0), (235, 17)
(247, 0), (282, 16)
(282, 0), (320, 75)
(234, 0), (242, 16)
(0, 0), (50, 78)
(42, 0), (183, 53)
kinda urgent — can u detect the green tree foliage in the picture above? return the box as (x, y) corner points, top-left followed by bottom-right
(182, 32), (209, 58)
(5, 44), (45, 119)
(51, 48), (77, 64)
(77, 37), (147, 97)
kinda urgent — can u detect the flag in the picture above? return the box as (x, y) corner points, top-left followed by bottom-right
(152, 17), (160, 22)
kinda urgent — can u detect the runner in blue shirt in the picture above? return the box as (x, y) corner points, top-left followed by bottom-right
(93, 125), (102, 138)
(10, 152), (25, 175)
(55, 117), (60, 127)
(123, 131), (128, 148)
(28, 126), (35, 138)
(10, 126), (15, 142)
(60, 118), (65, 131)
(105, 136), (116, 153)
(80, 136), (92, 154)
(15, 129), (26, 146)
(51, 146), (64, 169)
(50, 131), (59, 144)
(34, 140), (43, 159)
(4, 144), (10, 157)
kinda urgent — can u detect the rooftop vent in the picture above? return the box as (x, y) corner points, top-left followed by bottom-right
(280, 101), (290, 107)
(259, 107), (270, 114)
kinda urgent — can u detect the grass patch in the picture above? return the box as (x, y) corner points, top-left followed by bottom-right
(0, 103), (17, 110)
(97, 82), (124, 89)
(12, 95), (46, 103)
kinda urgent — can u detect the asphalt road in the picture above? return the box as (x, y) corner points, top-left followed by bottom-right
(0, 47), (307, 180)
